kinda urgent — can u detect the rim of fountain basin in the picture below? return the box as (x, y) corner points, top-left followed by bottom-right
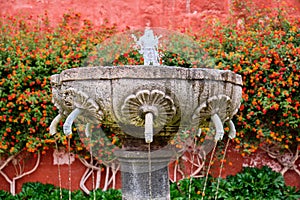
(56, 65), (242, 86)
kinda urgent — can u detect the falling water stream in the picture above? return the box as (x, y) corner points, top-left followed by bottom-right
(90, 145), (96, 200)
(148, 143), (152, 200)
(188, 131), (201, 200)
(68, 136), (72, 200)
(215, 138), (230, 199)
(201, 141), (218, 200)
(54, 138), (63, 200)
(145, 111), (154, 199)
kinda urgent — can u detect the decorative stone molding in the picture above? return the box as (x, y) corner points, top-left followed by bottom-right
(50, 82), (103, 135)
(121, 89), (176, 127)
(191, 95), (234, 140)
(51, 87), (102, 123)
(61, 88), (103, 123)
(192, 95), (232, 126)
(51, 75), (68, 116)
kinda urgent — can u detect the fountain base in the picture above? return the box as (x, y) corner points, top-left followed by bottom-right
(115, 149), (174, 200)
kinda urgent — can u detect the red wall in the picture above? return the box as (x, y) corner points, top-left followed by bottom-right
(0, 149), (121, 193)
(0, 146), (299, 194)
(1, 0), (299, 30)
(0, 0), (299, 194)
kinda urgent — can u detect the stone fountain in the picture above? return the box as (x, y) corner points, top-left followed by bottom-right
(49, 28), (242, 200)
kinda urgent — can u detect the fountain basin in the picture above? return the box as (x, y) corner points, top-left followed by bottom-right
(51, 65), (242, 140)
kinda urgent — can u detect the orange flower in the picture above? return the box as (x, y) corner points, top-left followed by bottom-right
(273, 103), (279, 110)
(255, 119), (260, 125)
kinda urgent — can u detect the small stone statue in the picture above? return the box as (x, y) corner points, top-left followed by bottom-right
(132, 27), (162, 66)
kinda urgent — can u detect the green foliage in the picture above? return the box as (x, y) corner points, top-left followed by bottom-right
(112, 49), (192, 68)
(198, 1), (300, 153)
(0, 13), (116, 156)
(1, 182), (122, 200)
(170, 166), (300, 199)
(1, 167), (297, 199)
(112, 49), (144, 65)
(91, 189), (122, 200)
(161, 51), (191, 68)
(16, 182), (57, 200)
(0, 190), (11, 199)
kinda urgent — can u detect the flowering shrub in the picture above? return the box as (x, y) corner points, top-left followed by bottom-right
(0, 2), (299, 160)
(0, 13), (116, 156)
(199, 2), (300, 154)
(112, 49), (191, 67)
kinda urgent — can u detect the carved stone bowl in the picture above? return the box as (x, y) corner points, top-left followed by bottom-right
(50, 65), (242, 149)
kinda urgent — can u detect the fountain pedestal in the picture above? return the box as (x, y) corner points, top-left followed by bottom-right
(115, 150), (174, 200)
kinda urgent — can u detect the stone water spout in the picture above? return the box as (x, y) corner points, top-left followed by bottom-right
(144, 112), (154, 143)
(49, 28), (242, 200)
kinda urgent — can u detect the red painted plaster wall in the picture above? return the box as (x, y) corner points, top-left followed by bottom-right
(0, 0), (299, 194)
(0, 149), (121, 193)
(0, 0), (229, 30)
(1, 0), (299, 30)
(0, 146), (299, 194)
